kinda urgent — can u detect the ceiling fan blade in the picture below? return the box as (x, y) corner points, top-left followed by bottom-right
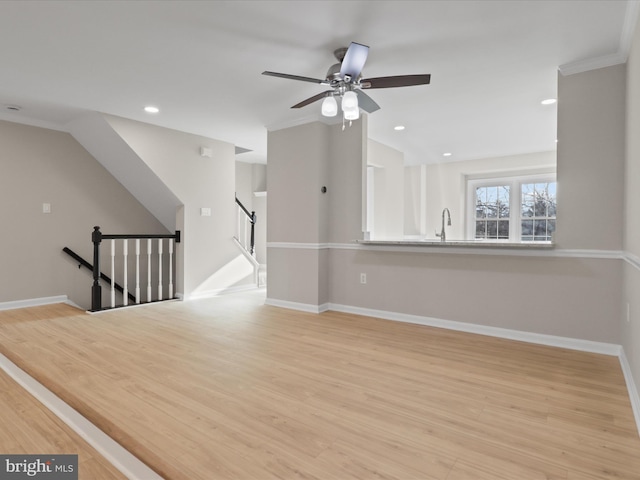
(355, 89), (380, 113)
(339, 42), (369, 82)
(262, 71), (328, 84)
(361, 74), (431, 89)
(291, 90), (334, 109)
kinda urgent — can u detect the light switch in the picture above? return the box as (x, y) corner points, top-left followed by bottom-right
(200, 207), (211, 217)
(42, 203), (51, 214)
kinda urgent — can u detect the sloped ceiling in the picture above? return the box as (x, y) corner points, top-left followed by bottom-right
(0, 1), (637, 165)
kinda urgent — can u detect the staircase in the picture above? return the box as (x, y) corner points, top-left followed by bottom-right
(234, 195), (266, 287)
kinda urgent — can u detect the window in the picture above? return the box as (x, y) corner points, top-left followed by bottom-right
(474, 185), (510, 240)
(468, 174), (556, 242)
(520, 182), (556, 242)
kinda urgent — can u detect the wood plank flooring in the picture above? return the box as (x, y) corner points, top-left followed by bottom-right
(0, 290), (638, 479)
(0, 365), (126, 479)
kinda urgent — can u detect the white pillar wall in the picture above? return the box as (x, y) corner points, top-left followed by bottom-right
(266, 118), (366, 308)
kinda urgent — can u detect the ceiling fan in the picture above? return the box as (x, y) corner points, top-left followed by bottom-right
(262, 42), (431, 123)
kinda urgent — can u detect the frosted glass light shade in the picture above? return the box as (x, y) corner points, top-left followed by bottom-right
(342, 91), (358, 111)
(344, 107), (360, 120)
(321, 96), (338, 117)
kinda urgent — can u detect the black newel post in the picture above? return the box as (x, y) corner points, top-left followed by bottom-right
(91, 226), (102, 311)
(250, 212), (256, 255)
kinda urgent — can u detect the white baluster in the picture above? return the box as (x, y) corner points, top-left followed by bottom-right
(147, 238), (152, 302)
(123, 239), (128, 306)
(237, 205), (241, 241)
(135, 239), (141, 304)
(158, 238), (163, 300)
(168, 239), (174, 299)
(244, 216), (249, 250)
(110, 239), (115, 308)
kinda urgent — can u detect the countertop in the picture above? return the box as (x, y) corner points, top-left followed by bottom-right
(358, 239), (555, 249)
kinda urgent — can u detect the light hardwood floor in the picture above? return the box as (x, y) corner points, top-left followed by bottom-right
(0, 365), (126, 479)
(0, 290), (638, 480)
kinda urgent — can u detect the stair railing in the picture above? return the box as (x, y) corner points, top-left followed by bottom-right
(235, 195), (256, 256)
(63, 247), (136, 304)
(89, 226), (181, 312)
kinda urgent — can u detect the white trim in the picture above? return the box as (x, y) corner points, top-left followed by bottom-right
(0, 295), (74, 311)
(559, 52), (627, 76)
(265, 113), (329, 132)
(557, 0), (639, 76)
(328, 303), (622, 356)
(267, 241), (630, 260)
(265, 242), (640, 269)
(621, 1), (640, 60)
(623, 251), (640, 271)
(0, 113), (70, 132)
(267, 242), (331, 250)
(465, 173), (556, 242)
(346, 243), (624, 259)
(619, 348), (640, 437)
(0, 353), (162, 480)
(265, 297), (329, 314)
(184, 283), (259, 301)
(87, 299), (180, 315)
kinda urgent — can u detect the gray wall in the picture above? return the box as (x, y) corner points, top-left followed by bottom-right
(267, 118), (366, 307)
(104, 115), (252, 299)
(267, 64), (626, 347)
(267, 121), (330, 306)
(556, 64), (626, 251)
(0, 120), (169, 309)
(367, 139), (404, 239)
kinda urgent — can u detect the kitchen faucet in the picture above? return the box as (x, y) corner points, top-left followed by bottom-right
(435, 208), (451, 242)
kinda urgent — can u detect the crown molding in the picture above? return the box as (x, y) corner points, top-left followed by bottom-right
(559, 1), (640, 76)
(621, 0), (640, 58)
(0, 113), (69, 132)
(559, 52), (627, 76)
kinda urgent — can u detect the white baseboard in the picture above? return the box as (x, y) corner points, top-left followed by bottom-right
(0, 295), (73, 311)
(0, 353), (162, 480)
(265, 297), (329, 314)
(619, 348), (640, 437)
(328, 303), (622, 356)
(184, 283), (259, 301)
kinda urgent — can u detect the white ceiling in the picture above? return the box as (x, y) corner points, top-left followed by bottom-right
(0, 1), (636, 165)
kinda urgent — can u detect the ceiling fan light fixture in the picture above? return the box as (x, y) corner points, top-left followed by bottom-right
(321, 95), (338, 117)
(344, 107), (360, 121)
(342, 91), (358, 111)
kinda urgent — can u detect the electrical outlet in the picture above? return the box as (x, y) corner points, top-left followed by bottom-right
(360, 273), (367, 284)
(42, 203), (51, 214)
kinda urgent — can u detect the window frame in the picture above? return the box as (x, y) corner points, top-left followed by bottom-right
(466, 172), (557, 243)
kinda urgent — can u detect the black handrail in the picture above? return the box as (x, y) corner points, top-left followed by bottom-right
(235, 195), (256, 255)
(62, 247), (136, 303)
(91, 226), (181, 312)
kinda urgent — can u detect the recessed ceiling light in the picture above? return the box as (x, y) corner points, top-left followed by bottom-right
(144, 106), (160, 113)
(541, 98), (557, 105)
(394, 125), (405, 131)
(443, 152), (452, 157)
